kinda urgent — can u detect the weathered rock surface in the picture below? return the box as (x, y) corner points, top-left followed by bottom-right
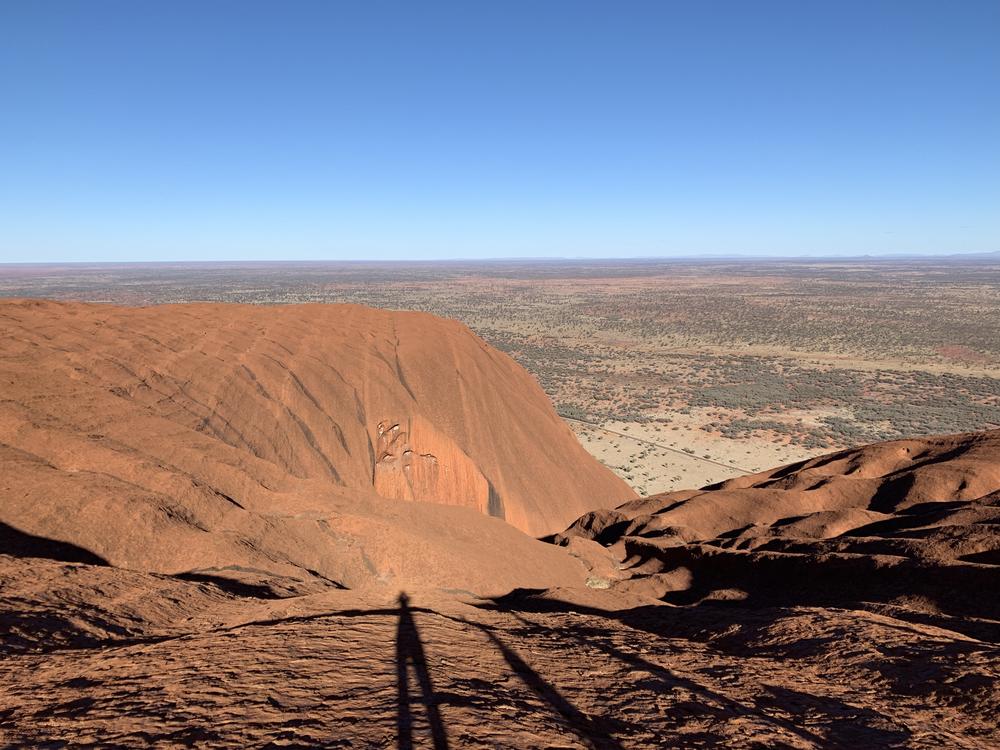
(556, 430), (1000, 628)
(0, 299), (632, 592)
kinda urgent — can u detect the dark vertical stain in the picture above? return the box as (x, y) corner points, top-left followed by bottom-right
(395, 351), (417, 401)
(354, 389), (367, 424)
(487, 480), (505, 520)
(367, 432), (377, 484)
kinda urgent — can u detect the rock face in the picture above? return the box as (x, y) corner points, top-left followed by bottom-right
(557, 429), (1000, 624)
(0, 299), (633, 590)
(1, 429), (998, 748)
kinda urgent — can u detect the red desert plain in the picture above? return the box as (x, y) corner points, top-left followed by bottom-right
(1, 299), (998, 748)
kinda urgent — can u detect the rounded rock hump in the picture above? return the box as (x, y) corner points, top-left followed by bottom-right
(556, 429), (1000, 617)
(0, 300), (634, 591)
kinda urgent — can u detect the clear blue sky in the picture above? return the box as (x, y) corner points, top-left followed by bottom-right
(1, 1), (998, 262)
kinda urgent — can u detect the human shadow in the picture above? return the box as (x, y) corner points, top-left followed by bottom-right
(0, 521), (108, 565)
(476, 594), (917, 747)
(462, 618), (628, 750)
(503, 609), (830, 747)
(397, 592), (449, 750)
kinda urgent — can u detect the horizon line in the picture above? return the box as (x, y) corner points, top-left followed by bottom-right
(2, 249), (1000, 267)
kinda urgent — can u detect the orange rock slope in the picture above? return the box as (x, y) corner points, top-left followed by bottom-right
(1, 429), (998, 747)
(557, 429), (1000, 625)
(0, 299), (633, 591)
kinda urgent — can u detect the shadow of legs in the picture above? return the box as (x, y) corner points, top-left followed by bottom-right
(468, 618), (625, 750)
(396, 592), (449, 750)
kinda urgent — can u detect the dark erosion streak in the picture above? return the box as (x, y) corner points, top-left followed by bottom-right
(486, 480), (505, 520)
